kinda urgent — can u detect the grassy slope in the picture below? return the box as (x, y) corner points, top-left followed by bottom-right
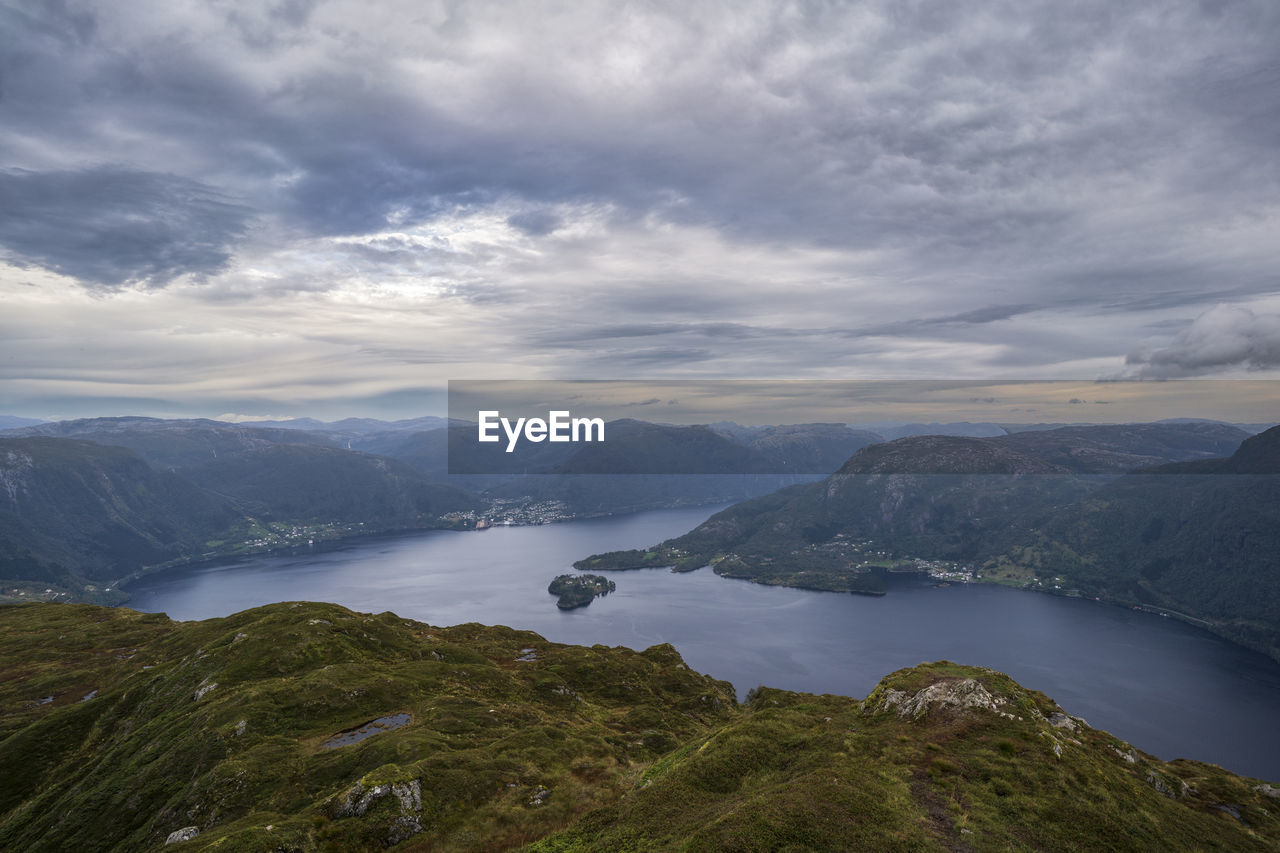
(0, 602), (735, 852)
(1, 603), (1277, 852)
(535, 664), (1280, 852)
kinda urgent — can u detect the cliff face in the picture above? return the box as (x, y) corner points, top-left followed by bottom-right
(1, 602), (1276, 852)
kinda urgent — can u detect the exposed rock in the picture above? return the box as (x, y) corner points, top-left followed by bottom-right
(528, 786), (551, 807)
(333, 779), (422, 822)
(164, 826), (199, 844)
(193, 682), (217, 702)
(233, 719), (246, 736)
(874, 678), (1013, 720)
(392, 780), (421, 814)
(333, 783), (387, 818)
(1255, 784), (1280, 798)
(387, 815), (423, 845)
(1215, 803), (1245, 823)
(1048, 712), (1078, 731)
(1147, 770), (1176, 798)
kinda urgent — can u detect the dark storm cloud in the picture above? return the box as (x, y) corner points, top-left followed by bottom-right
(0, 168), (252, 287)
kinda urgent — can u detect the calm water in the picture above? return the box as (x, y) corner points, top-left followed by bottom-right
(125, 504), (1280, 780)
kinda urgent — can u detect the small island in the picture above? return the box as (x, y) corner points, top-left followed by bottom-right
(548, 574), (616, 610)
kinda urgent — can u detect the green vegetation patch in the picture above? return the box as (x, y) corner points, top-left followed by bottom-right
(547, 574), (616, 610)
(1, 605), (1277, 852)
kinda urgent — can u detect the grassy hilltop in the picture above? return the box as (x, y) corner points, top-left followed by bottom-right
(1, 603), (1277, 851)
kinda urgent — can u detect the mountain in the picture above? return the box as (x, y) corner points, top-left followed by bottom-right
(1015, 426), (1280, 657)
(0, 431), (481, 603)
(585, 440), (1092, 592)
(1, 417), (336, 470)
(0, 438), (241, 592)
(544, 420), (775, 475)
(0, 602), (1275, 851)
(837, 434), (1070, 474)
(386, 419), (882, 479)
(849, 421), (1012, 440)
(0, 418), (480, 529)
(0, 413), (852, 601)
(993, 422), (1248, 473)
(1144, 424), (1280, 474)
(0, 416), (46, 430)
(361, 420), (866, 519)
(180, 443), (478, 529)
(1158, 417), (1278, 435)
(576, 423), (1279, 657)
(237, 416), (453, 434)
(717, 422), (884, 473)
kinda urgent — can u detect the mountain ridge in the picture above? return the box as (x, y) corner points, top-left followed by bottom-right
(0, 601), (1275, 851)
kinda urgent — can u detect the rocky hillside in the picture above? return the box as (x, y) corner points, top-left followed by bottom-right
(0, 603), (1276, 851)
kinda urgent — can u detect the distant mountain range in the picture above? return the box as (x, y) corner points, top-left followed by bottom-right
(4, 413), (1277, 665)
(847, 418), (1276, 438)
(0, 415), (885, 600)
(234, 415), (455, 434)
(0, 416), (47, 431)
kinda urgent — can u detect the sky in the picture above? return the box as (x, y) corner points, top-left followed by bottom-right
(2, 0), (1279, 422)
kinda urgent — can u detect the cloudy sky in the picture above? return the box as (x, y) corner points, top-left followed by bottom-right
(2, 0), (1279, 421)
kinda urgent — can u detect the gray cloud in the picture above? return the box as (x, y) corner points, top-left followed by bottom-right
(1126, 305), (1280, 378)
(0, 0), (1279, 416)
(507, 209), (563, 237)
(0, 168), (251, 287)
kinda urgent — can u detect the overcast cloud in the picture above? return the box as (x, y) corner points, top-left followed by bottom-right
(1, 0), (1278, 419)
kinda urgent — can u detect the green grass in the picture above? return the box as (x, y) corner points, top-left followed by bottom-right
(1, 603), (1276, 852)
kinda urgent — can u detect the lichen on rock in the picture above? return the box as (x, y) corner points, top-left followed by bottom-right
(873, 677), (1013, 720)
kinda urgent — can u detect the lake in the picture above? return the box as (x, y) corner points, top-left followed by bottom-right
(125, 504), (1280, 781)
